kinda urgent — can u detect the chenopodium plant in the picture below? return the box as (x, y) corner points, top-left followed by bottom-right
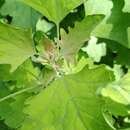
(0, 0), (130, 130)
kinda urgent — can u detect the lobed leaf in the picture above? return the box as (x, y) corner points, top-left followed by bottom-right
(20, 0), (84, 24)
(0, 23), (35, 71)
(19, 65), (116, 130)
(60, 15), (104, 61)
(85, 0), (130, 48)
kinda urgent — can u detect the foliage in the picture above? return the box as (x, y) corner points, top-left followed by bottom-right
(0, 0), (130, 130)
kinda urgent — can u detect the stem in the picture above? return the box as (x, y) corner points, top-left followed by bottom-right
(57, 23), (60, 41)
(0, 86), (37, 103)
(0, 70), (56, 103)
(56, 23), (61, 48)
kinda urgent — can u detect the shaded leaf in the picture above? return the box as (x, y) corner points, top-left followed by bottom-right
(0, 0), (4, 8)
(0, 0), (40, 29)
(99, 39), (130, 67)
(0, 120), (14, 130)
(0, 82), (27, 129)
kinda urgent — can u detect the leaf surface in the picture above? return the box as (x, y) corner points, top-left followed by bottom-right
(0, 23), (35, 71)
(20, 66), (115, 130)
(0, 82), (28, 129)
(0, 0), (40, 29)
(20, 0), (84, 24)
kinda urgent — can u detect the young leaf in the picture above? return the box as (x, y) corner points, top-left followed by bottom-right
(20, 66), (115, 130)
(0, 22), (35, 71)
(60, 15), (104, 61)
(20, 0), (84, 24)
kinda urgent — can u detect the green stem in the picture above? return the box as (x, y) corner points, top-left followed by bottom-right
(0, 86), (37, 103)
(57, 23), (60, 41)
(56, 23), (61, 49)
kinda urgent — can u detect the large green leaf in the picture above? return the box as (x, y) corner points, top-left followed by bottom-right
(0, 0), (40, 29)
(0, 22), (35, 71)
(85, 0), (130, 48)
(61, 15), (104, 61)
(20, 66), (115, 130)
(20, 0), (84, 24)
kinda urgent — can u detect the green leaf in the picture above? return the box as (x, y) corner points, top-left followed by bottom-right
(0, 59), (40, 94)
(0, 64), (11, 80)
(112, 64), (124, 81)
(62, 56), (93, 75)
(0, 0), (40, 29)
(10, 59), (40, 88)
(0, 82), (28, 129)
(20, 0), (84, 24)
(60, 4), (85, 32)
(85, 0), (130, 48)
(0, 96), (27, 129)
(102, 98), (130, 129)
(20, 66), (115, 130)
(60, 15), (104, 61)
(100, 39), (130, 66)
(0, 22), (35, 71)
(102, 71), (130, 105)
